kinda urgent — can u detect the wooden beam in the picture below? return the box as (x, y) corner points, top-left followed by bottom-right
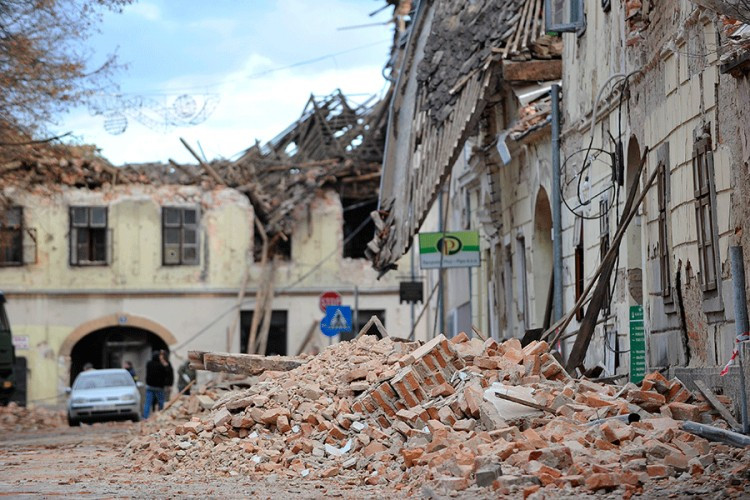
(179, 137), (225, 185)
(296, 320), (321, 356)
(200, 351), (302, 376)
(543, 148), (652, 348)
(162, 380), (195, 412)
(471, 325), (488, 341)
(694, 380), (742, 431)
(502, 59), (562, 82)
(493, 391), (556, 414)
(565, 150), (653, 372)
(247, 219), (269, 354)
(188, 350), (207, 370)
(354, 315), (389, 340)
(340, 172), (381, 183)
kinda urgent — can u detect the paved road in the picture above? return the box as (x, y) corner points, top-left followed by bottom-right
(0, 422), (398, 499)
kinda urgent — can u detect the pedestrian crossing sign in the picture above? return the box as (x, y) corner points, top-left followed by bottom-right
(321, 305), (352, 337)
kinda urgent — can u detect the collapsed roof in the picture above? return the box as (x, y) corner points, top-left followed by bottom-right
(0, 90), (390, 253)
(367, 0), (562, 274)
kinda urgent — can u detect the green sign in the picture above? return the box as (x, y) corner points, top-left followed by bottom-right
(418, 231), (480, 269)
(629, 305), (646, 384)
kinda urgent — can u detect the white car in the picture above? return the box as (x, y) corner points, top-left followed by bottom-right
(67, 368), (141, 426)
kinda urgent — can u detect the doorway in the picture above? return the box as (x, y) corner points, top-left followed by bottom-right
(69, 327), (168, 385)
(533, 188), (554, 328)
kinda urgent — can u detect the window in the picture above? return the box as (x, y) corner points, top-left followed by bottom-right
(240, 310), (287, 355)
(693, 129), (718, 292)
(70, 206), (108, 265)
(0, 207), (23, 266)
(657, 159), (672, 301)
(516, 235), (529, 331)
(342, 198), (377, 259)
(503, 244), (514, 336)
(574, 216), (585, 321)
(162, 207), (199, 265)
(599, 198), (611, 316)
(545, 0), (585, 33)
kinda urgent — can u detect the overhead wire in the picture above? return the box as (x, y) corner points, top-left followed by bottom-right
(172, 212), (376, 352)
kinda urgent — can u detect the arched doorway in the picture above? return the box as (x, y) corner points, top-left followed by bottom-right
(70, 326), (168, 385)
(533, 188), (553, 328)
(625, 136), (643, 305)
(60, 313), (177, 386)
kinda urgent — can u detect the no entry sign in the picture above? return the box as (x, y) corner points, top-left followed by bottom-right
(319, 291), (342, 313)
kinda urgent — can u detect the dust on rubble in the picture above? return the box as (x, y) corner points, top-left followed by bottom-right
(0, 402), (66, 432)
(125, 334), (750, 498)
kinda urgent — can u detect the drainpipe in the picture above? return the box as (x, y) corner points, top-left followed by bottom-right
(551, 84), (563, 324)
(729, 246), (750, 434)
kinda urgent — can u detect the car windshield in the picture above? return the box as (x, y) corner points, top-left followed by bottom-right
(74, 373), (133, 390)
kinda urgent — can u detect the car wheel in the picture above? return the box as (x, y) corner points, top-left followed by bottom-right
(67, 414), (80, 427)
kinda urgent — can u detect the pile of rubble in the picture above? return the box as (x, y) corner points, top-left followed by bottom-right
(0, 402), (66, 432)
(126, 334), (750, 497)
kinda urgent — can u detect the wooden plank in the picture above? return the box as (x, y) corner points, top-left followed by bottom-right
(471, 324), (488, 341)
(179, 137), (225, 185)
(493, 391), (556, 414)
(188, 350), (206, 370)
(543, 149), (652, 347)
(296, 320), (321, 356)
(565, 150), (653, 372)
(163, 380), (195, 412)
(354, 315), (389, 340)
(202, 352), (302, 376)
(502, 60), (562, 82)
(694, 380), (742, 431)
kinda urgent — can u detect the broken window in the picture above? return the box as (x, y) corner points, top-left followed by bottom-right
(342, 198), (377, 259)
(70, 206), (108, 266)
(599, 198), (611, 316)
(162, 207), (199, 266)
(240, 310), (288, 356)
(574, 216), (585, 321)
(693, 129), (718, 292)
(0, 207), (23, 266)
(657, 159), (672, 301)
(545, 0), (585, 33)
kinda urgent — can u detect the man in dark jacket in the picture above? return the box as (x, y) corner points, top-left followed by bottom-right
(143, 351), (170, 419)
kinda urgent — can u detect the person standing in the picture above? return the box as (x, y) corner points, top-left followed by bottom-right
(123, 360), (137, 381)
(143, 351), (169, 419)
(177, 360), (196, 395)
(161, 349), (174, 401)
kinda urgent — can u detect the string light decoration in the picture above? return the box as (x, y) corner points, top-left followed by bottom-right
(88, 93), (219, 135)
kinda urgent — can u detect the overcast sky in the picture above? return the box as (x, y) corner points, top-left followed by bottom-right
(53, 1), (393, 166)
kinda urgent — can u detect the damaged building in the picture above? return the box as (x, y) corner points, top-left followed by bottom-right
(368, 0), (750, 415)
(0, 91), (423, 405)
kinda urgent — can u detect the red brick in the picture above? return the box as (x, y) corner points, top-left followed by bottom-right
(664, 453), (690, 471)
(438, 406), (458, 426)
(451, 331), (469, 344)
(363, 441), (387, 457)
(627, 390), (666, 411)
(585, 472), (618, 491)
(666, 402), (700, 421)
(401, 447), (424, 467)
(276, 415), (291, 433)
(430, 382), (455, 397)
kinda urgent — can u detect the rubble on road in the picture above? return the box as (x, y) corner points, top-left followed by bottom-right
(0, 402), (66, 432)
(126, 333), (750, 497)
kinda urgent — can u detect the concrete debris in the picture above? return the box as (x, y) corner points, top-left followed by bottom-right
(126, 333), (750, 496)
